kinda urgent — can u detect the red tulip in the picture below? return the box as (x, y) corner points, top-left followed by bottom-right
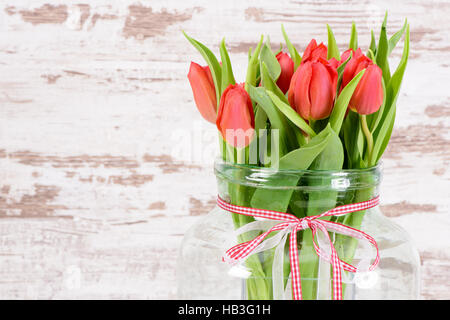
(216, 84), (255, 148)
(340, 49), (384, 115)
(328, 57), (340, 69)
(302, 39), (328, 64)
(187, 62), (217, 123)
(276, 52), (294, 94)
(340, 48), (367, 89)
(288, 58), (338, 121)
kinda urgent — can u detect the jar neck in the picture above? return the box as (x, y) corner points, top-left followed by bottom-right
(215, 160), (381, 193)
(215, 160), (381, 214)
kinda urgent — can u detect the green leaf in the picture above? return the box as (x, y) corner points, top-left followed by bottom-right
(245, 35), (264, 92)
(329, 69), (365, 133)
(260, 62), (287, 103)
(219, 38), (236, 94)
(254, 105), (267, 131)
(183, 31), (222, 106)
(375, 12), (391, 84)
(367, 49), (376, 62)
(310, 127), (344, 170)
(289, 127), (343, 216)
(349, 22), (358, 50)
(373, 25), (409, 148)
(260, 43), (281, 81)
(281, 24), (302, 69)
(292, 125), (307, 147)
(265, 91), (316, 137)
(246, 36), (264, 92)
(265, 35), (271, 48)
(369, 30), (377, 56)
(372, 105), (396, 165)
(250, 127), (332, 212)
(376, 109), (396, 164)
(342, 111), (363, 168)
(248, 87), (284, 132)
(248, 85), (297, 154)
(337, 55), (351, 76)
(336, 53), (352, 91)
(386, 24), (410, 111)
(327, 24), (341, 60)
(372, 24), (410, 164)
(279, 126), (332, 169)
(388, 19), (408, 55)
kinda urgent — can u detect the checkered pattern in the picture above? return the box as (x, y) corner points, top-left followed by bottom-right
(217, 195), (380, 300)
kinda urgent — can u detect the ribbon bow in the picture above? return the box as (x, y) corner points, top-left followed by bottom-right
(217, 196), (380, 300)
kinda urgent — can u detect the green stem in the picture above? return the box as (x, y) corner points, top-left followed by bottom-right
(335, 181), (375, 298)
(309, 119), (316, 132)
(229, 148), (270, 300)
(360, 115), (373, 165)
(236, 147), (245, 165)
(342, 187), (374, 261)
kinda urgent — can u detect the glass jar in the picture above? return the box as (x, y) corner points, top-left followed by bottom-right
(177, 160), (420, 300)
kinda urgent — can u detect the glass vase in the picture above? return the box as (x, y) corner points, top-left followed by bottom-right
(177, 160), (420, 300)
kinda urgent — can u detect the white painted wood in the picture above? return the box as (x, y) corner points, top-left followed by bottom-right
(0, 0), (448, 299)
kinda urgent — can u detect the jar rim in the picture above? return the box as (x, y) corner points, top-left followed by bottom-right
(214, 158), (382, 175)
(214, 158), (382, 191)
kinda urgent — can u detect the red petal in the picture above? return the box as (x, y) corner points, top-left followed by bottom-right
(309, 62), (334, 120)
(302, 40), (328, 64)
(203, 65), (215, 88)
(350, 64), (384, 115)
(294, 62), (313, 120)
(188, 62), (217, 123)
(276, 52), (294, 94)
(302, 39), (318, 63)
(216, 84), (255, 148)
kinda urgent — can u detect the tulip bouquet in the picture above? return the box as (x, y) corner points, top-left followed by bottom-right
(185, 13), (409, 300)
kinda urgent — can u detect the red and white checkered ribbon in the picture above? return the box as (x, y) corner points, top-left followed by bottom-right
(217, 196), (380, 300)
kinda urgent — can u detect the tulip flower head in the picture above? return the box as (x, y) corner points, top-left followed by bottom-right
(327, 57), (340, 69)
(187, 62), (217, 123)
(288, 58), (338, 121)
(340, 49), (384, 115)
(302, 39), (328, 64)
(275, 52), (294, 94)
(216, 84), (255, 148)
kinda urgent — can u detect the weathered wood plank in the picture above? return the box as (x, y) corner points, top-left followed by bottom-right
(0, 0), (448, 299)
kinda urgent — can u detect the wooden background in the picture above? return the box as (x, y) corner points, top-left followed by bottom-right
(0, 0), (448, 299)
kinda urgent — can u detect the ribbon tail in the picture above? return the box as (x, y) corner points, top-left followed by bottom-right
(313, 222), (344, 300)
(331, 244), (343, 300)
(272, 231), (289, 300)
(284, 272), (293, 300)
(289, 225), (302, 300)
(319, 220), (380, 272)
